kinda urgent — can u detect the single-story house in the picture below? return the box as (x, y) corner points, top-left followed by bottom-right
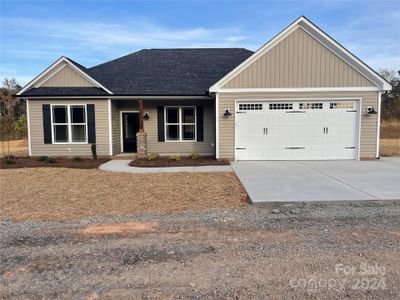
(17, 16), (392, 161)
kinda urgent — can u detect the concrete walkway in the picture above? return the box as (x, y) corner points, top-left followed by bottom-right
(232, 158), (400, 203)
(99, 159), (233, 173)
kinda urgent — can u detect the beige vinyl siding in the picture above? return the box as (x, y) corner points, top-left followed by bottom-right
(29, 100), (109, 156)
(223, 28), (374, 89)
(218, 91), (378, 160)
(115, 100), (215, 155)
(39, 63), (94, 87)
(111, 101), (121, 154)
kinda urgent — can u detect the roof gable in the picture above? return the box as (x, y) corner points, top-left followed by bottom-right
(17, 57), (112, 96)
(210, 16), (392, 92)
(38, 63), (94, 87)
(222, 27), (375, 89)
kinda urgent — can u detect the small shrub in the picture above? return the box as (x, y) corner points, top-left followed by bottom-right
(45, 157), (57, 164)
(91, 143), (97, 160)
(4, 158), (16, 165)
(4, 154), (15, 160)
(168, 155), (181, 162)
(38, 156), (48, 162)
(72, 156), (82, 162)
(190, 152), (200, 160)
(146, 152), (160, 161)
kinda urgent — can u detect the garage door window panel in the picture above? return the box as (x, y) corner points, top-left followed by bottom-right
(239, 103), (263, 110)
(299, 103), (323, 109)
(269, 103), (293, 110)
(330, 102), (354, 109)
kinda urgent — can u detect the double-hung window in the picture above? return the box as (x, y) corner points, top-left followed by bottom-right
(52, 104), (87, 143)
(165, 107), (196, 141)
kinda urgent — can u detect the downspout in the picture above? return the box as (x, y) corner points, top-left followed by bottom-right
(26, 99), (32, 157)
(376, 91), (382, 159)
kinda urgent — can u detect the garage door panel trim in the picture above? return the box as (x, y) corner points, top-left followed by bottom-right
(234, 97), (362, 161)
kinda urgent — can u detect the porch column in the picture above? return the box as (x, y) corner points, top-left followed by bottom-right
(138, 99), (144, 132)
(136, 99), (147, 158)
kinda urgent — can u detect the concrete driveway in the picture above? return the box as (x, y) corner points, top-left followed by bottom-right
(231, 158), (400, 203)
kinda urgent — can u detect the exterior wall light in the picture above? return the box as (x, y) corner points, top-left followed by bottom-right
(224, 108), (232, 117)
(367, 106), (377, 114)
(144, 112), (150, 120)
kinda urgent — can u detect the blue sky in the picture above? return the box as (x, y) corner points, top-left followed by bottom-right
(0, 0), (399, 85)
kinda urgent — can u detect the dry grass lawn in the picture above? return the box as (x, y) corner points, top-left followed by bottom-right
(380, 120), (400, 156)
(0, 168), (247, 221)
(0, 139), (28, 157)
(380, 139), (400, 157)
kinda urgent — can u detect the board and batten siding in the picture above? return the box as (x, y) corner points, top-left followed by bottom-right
(113, 100), (215, 155)
(39, 63), (95, 87)
(222, 28), (374, 89)
(218, 91), (379, 160)
(28, 100), (110, 156)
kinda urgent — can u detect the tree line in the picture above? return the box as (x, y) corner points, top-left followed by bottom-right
(380, 70), (400, 120)
(0, 79), (26, 156)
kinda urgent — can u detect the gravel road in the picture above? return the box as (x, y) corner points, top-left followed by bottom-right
(1, 201), (400, 299)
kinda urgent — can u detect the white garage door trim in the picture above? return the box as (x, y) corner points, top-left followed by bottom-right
(234, 97), (362, 161)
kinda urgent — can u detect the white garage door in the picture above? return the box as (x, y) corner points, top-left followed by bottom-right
(235, 100), (359, 160)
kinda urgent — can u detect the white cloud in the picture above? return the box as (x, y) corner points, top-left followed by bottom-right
(1, 12), (399, 85)
(2, 17), (250, 51)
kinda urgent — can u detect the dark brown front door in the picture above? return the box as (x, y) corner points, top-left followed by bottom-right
(122, 112), (140, 152)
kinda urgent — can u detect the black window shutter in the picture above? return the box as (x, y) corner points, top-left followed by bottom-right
(87, 104), (96, 143)
(196, 106), (204, 142)
(157, 106), (165, 142)
(42, 104), (52, 144)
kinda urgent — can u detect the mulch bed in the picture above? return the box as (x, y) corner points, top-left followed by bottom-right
(0, 157), (110, 169)
(130, 157), (230, 168)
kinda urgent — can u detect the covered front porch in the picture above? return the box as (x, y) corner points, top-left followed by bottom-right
(109, 98), (215, 157)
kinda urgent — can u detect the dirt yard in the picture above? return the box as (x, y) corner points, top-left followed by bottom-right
(1, 202), (399, 299)
(0, 168), (246, 221)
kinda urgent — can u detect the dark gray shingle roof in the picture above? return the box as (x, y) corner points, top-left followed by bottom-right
(21, 48), (254, 97)
(87, 48), (253, 95)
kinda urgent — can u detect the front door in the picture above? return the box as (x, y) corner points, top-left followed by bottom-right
(122, 112), (140, 152)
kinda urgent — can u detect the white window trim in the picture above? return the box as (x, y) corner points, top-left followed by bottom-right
(164, 106), (197, 142)
(50, 104), (88, 144)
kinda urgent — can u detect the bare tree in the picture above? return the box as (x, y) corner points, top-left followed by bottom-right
(0, 78), (22, 117)
(380, 70), (400, 120)
(0, 78), (23, 157)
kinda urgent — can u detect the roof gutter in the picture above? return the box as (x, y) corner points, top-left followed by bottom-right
(17, 94), (214, 100)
